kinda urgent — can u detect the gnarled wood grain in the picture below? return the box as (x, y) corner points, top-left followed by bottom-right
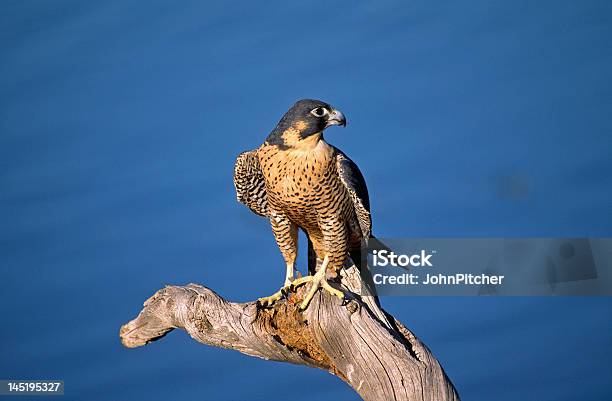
(120, 265), (460, 401)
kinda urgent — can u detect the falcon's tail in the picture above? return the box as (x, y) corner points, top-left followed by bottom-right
(351, 235), (393, 299)
(305, 234), (388, 322)
(307, 236), (318, 276)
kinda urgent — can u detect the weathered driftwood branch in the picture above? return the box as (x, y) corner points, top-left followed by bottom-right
(120, 265), (460, 401)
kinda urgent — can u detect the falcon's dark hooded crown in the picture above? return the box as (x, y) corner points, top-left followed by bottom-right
(266, 99), (346, 147)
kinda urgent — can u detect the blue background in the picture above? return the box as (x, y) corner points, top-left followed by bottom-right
(1, 1), (611, 400)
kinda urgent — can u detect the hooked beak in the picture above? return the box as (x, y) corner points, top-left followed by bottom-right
(325, 109), (346, 128)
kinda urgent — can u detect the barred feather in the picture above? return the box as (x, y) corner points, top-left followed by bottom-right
(335, 150), (372, 239)
(233, 150), (268, 217)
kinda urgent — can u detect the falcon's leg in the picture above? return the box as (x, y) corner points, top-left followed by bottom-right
(257, 213), (298, 308)
(284, 262), (294, 287)
(290, 256), (344, 310)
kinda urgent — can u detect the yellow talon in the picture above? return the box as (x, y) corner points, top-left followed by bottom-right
(289, 275), (314, 290)
(257, 257), (344, 309)
(257, 262), (296, 308)
(321, 280), (345, 300)
(297, 256), (345, 310)
(257, 284), (291, 308)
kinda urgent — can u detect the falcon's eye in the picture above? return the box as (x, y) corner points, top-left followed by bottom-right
(310, 107), (328, 118)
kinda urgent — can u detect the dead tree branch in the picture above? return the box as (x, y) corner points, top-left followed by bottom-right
(120, 265), (460, 400)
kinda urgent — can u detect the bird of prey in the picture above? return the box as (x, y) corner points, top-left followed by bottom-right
(234, 99), (375, 309)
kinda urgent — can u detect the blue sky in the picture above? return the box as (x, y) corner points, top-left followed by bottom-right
(1, 1), (611, 400)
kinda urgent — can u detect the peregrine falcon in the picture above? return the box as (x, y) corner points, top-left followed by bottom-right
(234, 99), (375, 309)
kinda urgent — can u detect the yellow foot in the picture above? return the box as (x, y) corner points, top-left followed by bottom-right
(258, 262), (296, 308)
(292, 256), (344, 310)
(289, 275), (314, 289)
(257, 284), (291, 308)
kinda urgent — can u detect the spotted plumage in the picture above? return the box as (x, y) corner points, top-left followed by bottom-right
(233, 99), (375, 308)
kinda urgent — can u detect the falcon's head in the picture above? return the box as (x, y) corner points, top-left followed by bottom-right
(266, 99), (346, 149)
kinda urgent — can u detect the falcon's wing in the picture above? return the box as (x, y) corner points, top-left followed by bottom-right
(334, 148), (372, 238)
(233, 150), (268, 217)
